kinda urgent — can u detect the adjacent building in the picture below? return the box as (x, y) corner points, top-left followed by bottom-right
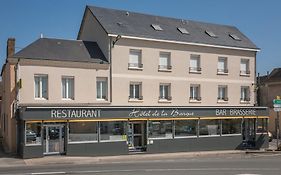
(1, 6), (268, 158)
(258, 68), (281, 135)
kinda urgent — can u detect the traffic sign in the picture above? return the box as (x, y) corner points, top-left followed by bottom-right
(274, 104), (281, 108)
(274, 108), (281, 112)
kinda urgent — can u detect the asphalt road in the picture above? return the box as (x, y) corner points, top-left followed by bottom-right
(0, 153), (281, 175)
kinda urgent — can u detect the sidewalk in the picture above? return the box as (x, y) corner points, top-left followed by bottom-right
(0, 150), (245, 168)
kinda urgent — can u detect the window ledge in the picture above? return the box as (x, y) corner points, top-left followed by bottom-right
(158, 69), (172, 72)
(240, 73), (250, 77)
(158, 99), (172, 103)
(189, 70), (202, 74)
(96, 100), (110, 104)
(189, 99), (201, 103)
(217, 72), (229, 75)
(217, 100), (228, 104)
(128, 67), (143, 71)
(128, 99), (144, 102)
(62, 98), (74, 101)
(34, 98), (48, 100)
(240, 100), (251, 104)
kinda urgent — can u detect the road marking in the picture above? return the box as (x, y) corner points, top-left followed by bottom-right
(31, 172), (66, 175)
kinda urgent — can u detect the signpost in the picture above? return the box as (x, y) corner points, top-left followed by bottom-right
(273, 96), (281, 150)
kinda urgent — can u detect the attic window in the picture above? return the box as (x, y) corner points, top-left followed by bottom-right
(177, 27), (189, 34)
(229, 34), (241, 41)
(151, 24), (163, 31)
(205, 30), (217, 37)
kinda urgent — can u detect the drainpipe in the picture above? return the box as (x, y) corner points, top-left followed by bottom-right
(109, 37), (113, 102)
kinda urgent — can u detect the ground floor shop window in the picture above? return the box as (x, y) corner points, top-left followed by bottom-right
(257, 118), (268, 134)
(199, 119), (220, 136)
(100, 121), (127, 142)
(148, 120), (173, 139)
(222, 119), (241, 135)
(175, 120), (197, 137)
(68, 121), (98, 143)
(25, 122), (42, 145)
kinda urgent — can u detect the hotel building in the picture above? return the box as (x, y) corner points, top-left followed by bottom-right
(0, 6), (268, 158)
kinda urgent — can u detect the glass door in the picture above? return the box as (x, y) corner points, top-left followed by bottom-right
(43, 125), (65, 155)
(242, 118), (256, 148)
(127, 121), (146, 151)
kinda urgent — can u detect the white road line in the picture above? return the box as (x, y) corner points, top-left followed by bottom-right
(31, 172), (66, 175)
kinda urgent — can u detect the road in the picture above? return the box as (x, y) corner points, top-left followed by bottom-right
(0, 153), (281, 175)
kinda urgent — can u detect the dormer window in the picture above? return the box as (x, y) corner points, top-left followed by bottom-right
(177, 27), (189, 34)
(229, 34), (241, 41)
(205, 30), (217, 37)
(151, 24), (163, 31)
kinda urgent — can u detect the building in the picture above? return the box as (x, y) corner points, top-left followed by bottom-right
(258, 68), (281, 135)
(0, 6), (269, 158)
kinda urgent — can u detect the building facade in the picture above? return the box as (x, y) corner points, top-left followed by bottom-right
(1, 6), (269, 158)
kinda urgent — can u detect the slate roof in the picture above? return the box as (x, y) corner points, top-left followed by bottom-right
(259, 68), (281, 84)
(13, 38), (108, 63)
(87, 6), (258, 50)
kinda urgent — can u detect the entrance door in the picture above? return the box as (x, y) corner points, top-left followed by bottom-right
(128, 122), (146, 151)
(242, 118), (256, 148)
(43, 125), (65, 155)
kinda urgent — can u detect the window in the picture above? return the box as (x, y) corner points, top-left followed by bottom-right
(257, 118), (268, 134)
(96, 78), (108, 100)
(69, 122), (98, 143)
(175, 120), (197, 137)
(177, 27), (189, 34)
(229, 34), (241, 41)
(189, 54), (201, 73)
(25, 122), (41, 145)
(148, 120), (172, 139)
(205, 30), (217, 37)
(199, 119), (220, 136)
(129, 82), (142, 100)
(34, 75), (48, 99)
(217, 57), (228, 74)
(62, 77), (74, 99)
(159, 52), (172, 70)
(129, 49), (142, 69)
(190, 84), (201, 101)
(100, 121), (127, 142)
(159, 84), (171, 101)
(151, 24), (163, 31)
(218, 85), (228, 101)
(222, 119), (241, 135)
(241, 86), (250, 102)
(240, 59), (250, 75)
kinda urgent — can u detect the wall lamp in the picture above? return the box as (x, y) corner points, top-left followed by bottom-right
(112, 35), (122, 47)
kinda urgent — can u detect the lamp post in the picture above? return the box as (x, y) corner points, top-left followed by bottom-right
(273, 96), (281, 150)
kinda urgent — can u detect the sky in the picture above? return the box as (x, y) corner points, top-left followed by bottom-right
(0, 0), (280, 76)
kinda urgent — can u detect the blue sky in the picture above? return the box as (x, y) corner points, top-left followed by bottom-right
(0, 0), (280, 75)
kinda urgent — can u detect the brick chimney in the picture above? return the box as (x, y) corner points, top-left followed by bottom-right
(6, 38), (15, 58)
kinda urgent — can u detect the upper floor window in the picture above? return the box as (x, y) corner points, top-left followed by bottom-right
(159, 52), (172, 71)
(34, 75), (48, 99)
(190, 84), (201, 102)
(129, 82), (142, 100)
(240, 59), (250, 76)
(218, 85), (228, 102)
(189, 54), (201, 73)
(241, 86), (250, 102)
(129, 49), (143, 69)
(159, 83), (171, 101)
(96, 78), (108, 100)
(217, 57), (228, 74)
(62, 76), (74, 100)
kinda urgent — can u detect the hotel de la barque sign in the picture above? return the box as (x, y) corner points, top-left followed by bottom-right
(19, 107), (268, 120)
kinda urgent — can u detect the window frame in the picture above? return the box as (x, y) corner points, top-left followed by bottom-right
(217, 57), (228, 74)
(189, 54), (201, 73)
(189, 84), (201, 102)
(218, 85), (228, 102)
(129, 49), (143, 70)
(240, 86), (250, 102)
(158, 52), (172, 71)
(159, 83), (172, 101)
(129, 82), (143, 100)
(62, 76), (75, 100)
(96, 77), (108, 101)
(34, 74), (48, 100)
(240, 59), (250, 76)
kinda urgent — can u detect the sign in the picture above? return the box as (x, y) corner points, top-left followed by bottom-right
(273, 98), (281, 105)
(274, 104), (281, 108)
(19, 107), (269, 120)
(274, 108), (281, 112)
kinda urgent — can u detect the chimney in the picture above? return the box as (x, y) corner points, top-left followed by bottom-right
(6, 38), (15, 58)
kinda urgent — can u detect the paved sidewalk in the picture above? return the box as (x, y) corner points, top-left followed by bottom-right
(0, 150), (245, 168)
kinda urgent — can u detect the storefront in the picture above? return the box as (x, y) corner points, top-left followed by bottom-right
(17, 106), (269, 158)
